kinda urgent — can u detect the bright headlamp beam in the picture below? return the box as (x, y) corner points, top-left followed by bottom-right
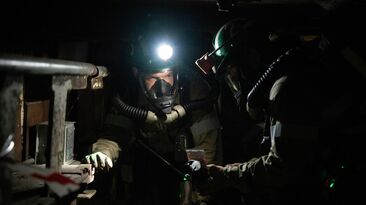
(157, 44), (173, 61)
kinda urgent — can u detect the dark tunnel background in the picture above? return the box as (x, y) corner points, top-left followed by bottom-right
(1, 0), (366, 204)
(0, 0), (330, 158)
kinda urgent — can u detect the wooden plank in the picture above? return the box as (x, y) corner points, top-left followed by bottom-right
(77, 190), (97, 199)
(24, 100), (50, 159)
(13, 89), (23, 161)
(25, 100), (49, 127)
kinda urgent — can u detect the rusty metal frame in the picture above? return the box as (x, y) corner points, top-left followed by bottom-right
(0, 55), (108, 204)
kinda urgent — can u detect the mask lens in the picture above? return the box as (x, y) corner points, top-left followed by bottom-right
(140, 69), (177, 114)
(144, 70), (174, 91)
(143, 69), (176, 99)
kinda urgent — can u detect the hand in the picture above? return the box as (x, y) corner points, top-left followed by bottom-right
(85, 152), (113, 170)
(206, 164), (225, 177)
(194, 164), (226, 194)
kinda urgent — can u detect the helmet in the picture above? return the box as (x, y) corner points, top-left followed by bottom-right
(196, 18), (271, 75)
(214, 18), (250, 58)
(214, 18), (272, 71)
(196, 18), (273, 110)
(131, 33), (179, 114)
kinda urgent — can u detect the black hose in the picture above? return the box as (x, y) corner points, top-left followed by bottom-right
(182, 75), (219, 113)
(247, 47), (301, 109)
(114, 74), (219, 122)
(182, 94), (216, 112)
(114, 96), (148, 122)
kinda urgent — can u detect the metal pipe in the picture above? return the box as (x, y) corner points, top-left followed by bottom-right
(0, 55), (97, 76)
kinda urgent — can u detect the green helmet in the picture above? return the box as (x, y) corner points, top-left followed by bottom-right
(214, 18), (250, 57)
(212, 18), (275, 74)
(195, 18), (265, 75)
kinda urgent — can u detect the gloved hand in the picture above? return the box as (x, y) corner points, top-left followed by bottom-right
(85, 138), (120, 170)
(85, 151), (113, 170)
(194, 164), (227, 194)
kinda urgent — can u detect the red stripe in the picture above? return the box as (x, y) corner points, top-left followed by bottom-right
(31, 173), (78, 185)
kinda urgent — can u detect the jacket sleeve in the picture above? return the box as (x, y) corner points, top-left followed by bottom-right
(91, 108), (136, 161)
(220, 149), (284, 193)
(223, 72), (323, 194)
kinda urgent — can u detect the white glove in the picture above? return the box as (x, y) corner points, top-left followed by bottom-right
(85, 151), (113, 170)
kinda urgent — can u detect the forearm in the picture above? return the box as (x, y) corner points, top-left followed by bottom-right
(221, 150), (284, 193)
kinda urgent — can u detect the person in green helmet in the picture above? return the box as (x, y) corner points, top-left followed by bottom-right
(195, 18), (299, 205)
(194, 5), (366, 204)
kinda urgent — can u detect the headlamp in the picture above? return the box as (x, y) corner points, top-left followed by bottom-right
(157, 44), (173, 61)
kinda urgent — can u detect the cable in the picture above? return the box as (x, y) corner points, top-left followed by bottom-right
(136, 139), (188, 179)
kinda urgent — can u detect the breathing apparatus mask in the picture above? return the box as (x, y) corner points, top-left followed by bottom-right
(132, 34), (180, 115)
(139, 68), (178, 114)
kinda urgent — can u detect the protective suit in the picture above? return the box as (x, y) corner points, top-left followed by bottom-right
(196, 29), (366, 205)
(195, 18), (300, 204)
(85, 33), (222, 205)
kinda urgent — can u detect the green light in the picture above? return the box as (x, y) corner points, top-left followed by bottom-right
(182, 174), (191, 182)
(329, 179), (336, 189)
